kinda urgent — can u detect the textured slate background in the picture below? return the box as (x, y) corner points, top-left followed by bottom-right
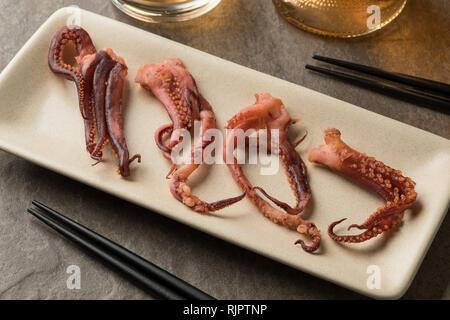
(0, 0), (448, 299)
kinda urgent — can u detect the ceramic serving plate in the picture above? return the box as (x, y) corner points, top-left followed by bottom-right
(0, 8), (449, 299)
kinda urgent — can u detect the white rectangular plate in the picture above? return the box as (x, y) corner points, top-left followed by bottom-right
(0, 8), (449, 299)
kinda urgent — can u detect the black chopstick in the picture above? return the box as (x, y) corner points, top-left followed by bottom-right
(305, 64), (450, 110)
(31, 200), (213, 300)
(28, 207), (184, 299)
(312, 55), (450, 97)
(28, 201), (215, 300)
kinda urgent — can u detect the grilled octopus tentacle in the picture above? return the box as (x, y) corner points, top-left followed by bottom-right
(48, 25), (97, 153)
(308, 128), (417, 243)
(135, 58), (245, 213)
(224, 93), (319, 253)
(48, 26), (140, 177)
(90, 51), (116, 161)
(105, 62), (142, 177)
(154, 123), (174, 161)
(80, 53), (103, 154)
(171, 104), (246, 211)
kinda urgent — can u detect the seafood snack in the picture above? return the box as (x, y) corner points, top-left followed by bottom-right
(135, 58), (245, 213)
(48, 26), (140, 177)
(224, 93), (320, 253)
(309, 128), (417, 243)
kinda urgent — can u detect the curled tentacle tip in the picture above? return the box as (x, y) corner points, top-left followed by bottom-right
(207, 191), (247, 212)
(332, 218), (347, 225)
(91, 159), (103, 167)
(328, 218), (347, 234)
(129, 154), (142, 164)
(294, 239), (319, 253)
(348, 223), (364, 231)
(165, 164), (177, 179)
(252, 186), (301, 215)
(228, 190), (247, 204)
(294, 130), (308, 148)
(90, 152), (103, 160)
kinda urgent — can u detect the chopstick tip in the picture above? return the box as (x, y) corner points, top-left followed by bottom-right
(27, 207), (39, 216)
(305, 64), (318, 71)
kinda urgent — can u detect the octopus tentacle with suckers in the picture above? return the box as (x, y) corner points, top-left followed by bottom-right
(308, 128), (417, 243)
(224, 93), (320, 253)
(48, 25), (140, 177)
(135, 58), (245, 213)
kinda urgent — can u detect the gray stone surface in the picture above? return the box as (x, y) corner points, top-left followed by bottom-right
(0, 0), (448, 299)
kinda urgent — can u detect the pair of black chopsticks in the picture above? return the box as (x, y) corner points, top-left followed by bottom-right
(28, 201), (214, 300)
(306, 55), (450, 111)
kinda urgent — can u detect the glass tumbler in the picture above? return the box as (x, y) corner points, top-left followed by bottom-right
(112, 0), (222, 23)
(273, 0), (408, 37)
